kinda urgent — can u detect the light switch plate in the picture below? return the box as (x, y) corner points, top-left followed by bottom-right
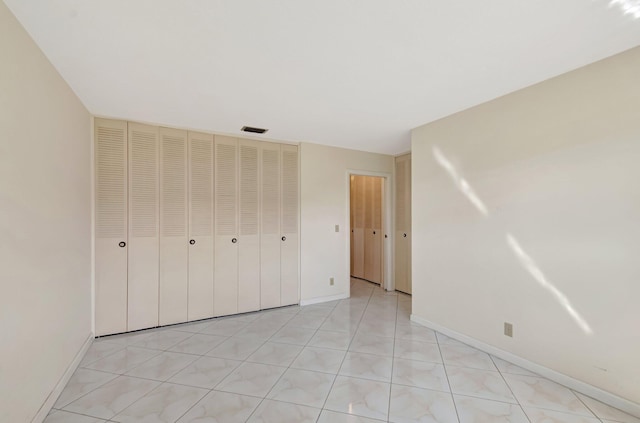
(335, 225), (339, 232)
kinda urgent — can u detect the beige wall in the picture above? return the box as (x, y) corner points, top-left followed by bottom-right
(411, 46), (640, 404)
(0, 3), (92, 422)
(299, 143), (394, 302)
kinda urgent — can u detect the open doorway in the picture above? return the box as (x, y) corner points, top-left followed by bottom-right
(350, 175), (384, 286)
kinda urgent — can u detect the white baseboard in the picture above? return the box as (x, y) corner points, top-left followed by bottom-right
(32, 333), (94, 423)
(300, 292), (349, 306)
(410, 314), (640, 419)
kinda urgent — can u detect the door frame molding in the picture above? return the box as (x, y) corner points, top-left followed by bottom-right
(345, 169), (394, 294)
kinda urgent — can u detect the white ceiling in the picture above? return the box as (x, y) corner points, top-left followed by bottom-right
(5, 1), (640, 154)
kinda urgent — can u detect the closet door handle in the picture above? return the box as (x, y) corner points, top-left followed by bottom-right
(189, 239), (196, 245)
(403, 233), (407, 238)
(373, 231), (376, 235)
(118, 241), (126, 248)
(281, 236), (286, 241)
(232, 238), (237, 244)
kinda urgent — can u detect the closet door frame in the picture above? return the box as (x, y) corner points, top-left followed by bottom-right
(346, 170), (393, 293)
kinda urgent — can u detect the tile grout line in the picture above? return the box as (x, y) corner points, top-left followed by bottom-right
(488, 354), (533, 423)
(436, 327), (463, 423)
(318, 279), (376, 421)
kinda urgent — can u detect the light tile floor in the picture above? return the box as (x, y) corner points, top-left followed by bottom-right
(47, 278), (640, 423)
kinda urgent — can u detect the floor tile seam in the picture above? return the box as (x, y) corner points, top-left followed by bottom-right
(386, 291), (399, 421)
(51, 408), (111, 421)
(390, 381), (451, 394)
(53, 367), (123, 408)
(570, 388), (610, 422)
(58, 371), (151, 412)
(318, 409), (387, 422)
(80, 345), (127, 367)
(241, 305), (331, 422)
(488, 354), (533, 423)
(319, 283), (374, 412)
(436, 328), (463, 423)
(521, 402), (610, 421)
(124, 356), (201, 384)
(109, 379), (209, 422)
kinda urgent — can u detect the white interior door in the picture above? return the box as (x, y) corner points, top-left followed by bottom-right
(214, 136), (238, 316)
(260, 142), (281, 309)
(364, 177), (375, 282)
(238, 139), (260, 313)
(127, 122), (160, 331)
(395, 154), (411, 294)
(406, 155), (412, 294)
(280, 145), (299, 306)
(188, 131), (214, 321)
(94, 118), (128, 336)
(159, 127), (188, 325)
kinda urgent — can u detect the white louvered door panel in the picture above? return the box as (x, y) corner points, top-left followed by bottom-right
(214, 136), (238, 316)
(95, 118), (128, 336)
(128, 122), (160, 331)
(238, 140), (260, 313)
(280, 145), (299, 306)
(159, 128), (188, 325)
(352, 176), (365, 279)
(260, 142), (281, 309)
(395, 154), (410, 294)
(188, 131), (214, 320)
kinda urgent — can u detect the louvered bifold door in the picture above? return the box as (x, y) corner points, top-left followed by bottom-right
(128, 122), (160, 331)
(238, 140), (260, 313)
(188, 131), (214, 320)
(261, 142), (281, 309)
(214, 136), (238, 316)
(159, 128), (188, 325)
(95, 118), (128, 336)
(352, 176), (365, 279)
(395, 155), (409, 294)
(280, 145), (299, 306)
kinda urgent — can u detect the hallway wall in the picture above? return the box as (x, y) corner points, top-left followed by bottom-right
(0, 3), (92, 421)
(411, 46), (640, 405)
(299, 143), (393, 303)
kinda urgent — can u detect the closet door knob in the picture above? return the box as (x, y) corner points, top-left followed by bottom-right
(403, 233), (407, 238)
(189, 239), (196, 245)
(373, 231), (376, 235)
(232, 238), (237, 244)
(281, 236), (286, 241)
(118, 241), (126, 248)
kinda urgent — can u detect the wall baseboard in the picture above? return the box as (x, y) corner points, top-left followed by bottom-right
(31, 333), (94, 423)
(300, 292), (349, 306)
(410, 314), (640, 419)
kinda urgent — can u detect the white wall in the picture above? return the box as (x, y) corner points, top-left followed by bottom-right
(411, 46), (640, 404)
(0, 3), (92, 422)
(299, 143), (394, 303)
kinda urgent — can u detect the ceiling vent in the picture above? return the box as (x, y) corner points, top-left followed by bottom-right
(241, 126), (268, 134)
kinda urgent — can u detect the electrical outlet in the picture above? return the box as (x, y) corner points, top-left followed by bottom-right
(330, 277), (334, 286)
(504, 322), (513, 337)
(335, 224), (339, 232)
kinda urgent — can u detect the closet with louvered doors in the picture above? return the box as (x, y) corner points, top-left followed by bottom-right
(127, 122), (160, 331)
(94, 118), (300, 335)
(350, 175), (383, 285)
(187, 131), (214, 321)
(95, 118), (128, 336)
(159, 128), (188, 325)
(214, 136), (239, 316)
(395, 153), (412, 294)
(260, 142), (281, 309)
(364, 176), (383, 284)
(280, 145), (299, 306)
